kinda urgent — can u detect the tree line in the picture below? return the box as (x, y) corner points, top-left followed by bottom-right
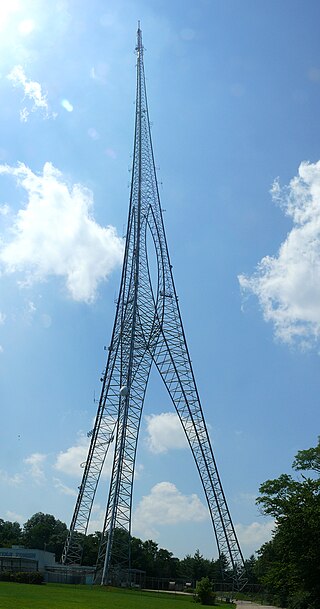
(1, 437), (319, 608)
(0, 512), (234, 582)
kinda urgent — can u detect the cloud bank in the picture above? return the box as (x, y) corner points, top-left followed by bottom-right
(239, 161), (320, 348)
(0, 162), (124, 302)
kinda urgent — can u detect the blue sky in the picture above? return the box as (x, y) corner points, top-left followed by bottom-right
(1, 0), (320, 561)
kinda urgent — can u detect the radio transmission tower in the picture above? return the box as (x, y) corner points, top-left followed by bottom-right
(62, 24), (246, 589)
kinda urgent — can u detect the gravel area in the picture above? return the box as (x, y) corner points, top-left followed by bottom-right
(236, 602), (279, 609)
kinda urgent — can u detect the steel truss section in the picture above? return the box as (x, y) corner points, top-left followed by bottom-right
(62, 24), (247, 590)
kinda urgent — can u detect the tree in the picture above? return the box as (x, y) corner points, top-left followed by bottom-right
(178, 550), (212, 583)
(22, 512), (68, 560)
(193, 549), (211, 581)
(292, 436), (320, 474)
(209, 553), (232, 584)
(131, 535), (179, 579)
(82, 532), (101, 566)
(140, 539), (159, 577)
(131, 535), (145, 570)
(194, 576), (216, 605)
(156, 548), (175, 578)
(242, 555), (259, 586)
(0, 519), (22, 547)
(256, 438), (320, 609)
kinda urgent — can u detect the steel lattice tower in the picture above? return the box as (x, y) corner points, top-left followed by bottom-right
(62, 24), (246, 589)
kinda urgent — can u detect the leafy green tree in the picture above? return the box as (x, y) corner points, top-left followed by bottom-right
(242, 555), (259, 586)
(131, 535), (145, 569)
(131, 535), (179, 579)
(292, 436), (320, 474)
(156, 548), (175, 578)
(255, 536), (293, 606)
(22, 512), (68, 560)
(82, 531), (101, 566)
(0, 519), (22, 547)
(256, 438), (320, 609)
(141, 539), (159, 576)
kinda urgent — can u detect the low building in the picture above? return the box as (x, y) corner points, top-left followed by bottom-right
(0, 546), (56, 573)
(0, 546), (94, 584)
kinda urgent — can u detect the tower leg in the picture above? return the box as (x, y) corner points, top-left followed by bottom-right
(95, 350), (153, 585)
(152, 324), (246, 588)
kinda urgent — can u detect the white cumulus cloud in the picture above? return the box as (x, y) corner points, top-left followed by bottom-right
(0, 162), (124, 302)
(54, 435), (90, 478)
(239, 161), (320, 348)
(133, 481), (208, 539)
(235, 520), (275, 552)
(0, 469), (23, 486)
(53, 477), (77, 497)
(7, 65), (52, 121)
(54, 434), (113, 479)
(24, 452), (47, 484)
(145, 412), (188, 454)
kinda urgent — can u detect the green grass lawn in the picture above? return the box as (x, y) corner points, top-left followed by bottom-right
(0, 582), (232, 609)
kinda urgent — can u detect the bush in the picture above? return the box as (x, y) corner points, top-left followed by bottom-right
(194, 577), (216, 605)
(0, 571), (44, 584)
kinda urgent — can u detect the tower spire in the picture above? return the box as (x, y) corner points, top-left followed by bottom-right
(62, 26), (246, 590)
(136, 21), (143, 57)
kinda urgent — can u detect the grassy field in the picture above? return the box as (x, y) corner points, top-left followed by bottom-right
(0, 582), (232, 609)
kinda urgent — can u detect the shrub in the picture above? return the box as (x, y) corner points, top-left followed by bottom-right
(0, 571), (12, 582)
(288, 591), (317, 609)
(0, 571), (44, 585)
(194, 577), (216, 605)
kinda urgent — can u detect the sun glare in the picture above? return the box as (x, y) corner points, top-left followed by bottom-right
(0, 2), (21, 31)
(61, 99), (74, 112)
(18, 18), (35, 35)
